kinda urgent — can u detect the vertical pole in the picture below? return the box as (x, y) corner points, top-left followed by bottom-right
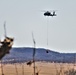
(47, 18), (48, 47)
(73, 54), (76, 69)
(33, 48), (36, 75)
(32, 32), (36, 75)
(1, 60), (4, 75)
(22, 64), (24, 75)
(4, 21), (7, 38)
(46, 18), (49, 53)
(15, 63), (18, 75)
(14, 59), (18, 75)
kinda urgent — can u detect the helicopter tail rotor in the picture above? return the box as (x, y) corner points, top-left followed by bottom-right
(53, 11), (56, 16)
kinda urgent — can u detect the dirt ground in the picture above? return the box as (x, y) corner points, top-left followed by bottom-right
(0, 62), (76, 75)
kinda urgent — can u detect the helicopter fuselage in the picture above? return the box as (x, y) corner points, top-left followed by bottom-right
(44, 11), (56, 16)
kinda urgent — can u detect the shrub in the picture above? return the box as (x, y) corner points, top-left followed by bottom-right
(64, 69), (76, 75)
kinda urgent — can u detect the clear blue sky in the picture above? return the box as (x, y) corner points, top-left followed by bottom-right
(0, 0), (76, 53)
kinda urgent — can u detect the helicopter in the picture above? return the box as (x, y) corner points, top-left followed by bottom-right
(44, 11), (57, 17)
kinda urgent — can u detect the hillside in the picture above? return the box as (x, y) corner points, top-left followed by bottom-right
(2, 47), (76, 63)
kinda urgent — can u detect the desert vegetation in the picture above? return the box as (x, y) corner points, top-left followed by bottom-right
(0, 62), (76, 75)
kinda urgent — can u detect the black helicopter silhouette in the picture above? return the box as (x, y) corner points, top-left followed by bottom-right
(0, 22), (14, 59)
(44, 11), (57, 17)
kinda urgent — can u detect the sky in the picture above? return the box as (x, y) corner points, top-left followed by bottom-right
(0, 0), (76, 53)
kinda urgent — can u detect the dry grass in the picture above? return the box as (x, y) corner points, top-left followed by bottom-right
(0, 62), (76, 75)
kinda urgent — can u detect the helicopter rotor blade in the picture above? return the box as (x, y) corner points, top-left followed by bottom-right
(41, 10), (57, 14)
(52, 10), (58, 13)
